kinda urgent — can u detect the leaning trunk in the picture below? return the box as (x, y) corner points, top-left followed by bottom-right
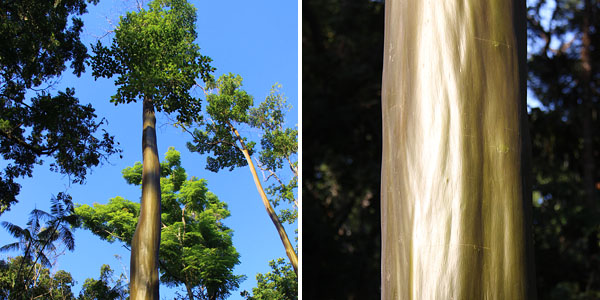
(130, 97), (162, 299)
(381, 1), (536, 299)
(229, 124), (298, 274)
(241, 148), (298, 274)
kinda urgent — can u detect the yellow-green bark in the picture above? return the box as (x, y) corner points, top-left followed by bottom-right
(130, 97), (162, 299)
(230, 124), (298, 274)
(381, 1), (535, 299)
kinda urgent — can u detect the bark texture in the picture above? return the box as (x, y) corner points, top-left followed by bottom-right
(130, 97), (162, 299)
(381, 1), (536, 299)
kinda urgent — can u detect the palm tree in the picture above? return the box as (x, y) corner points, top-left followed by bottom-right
(0, 193), (78, 295)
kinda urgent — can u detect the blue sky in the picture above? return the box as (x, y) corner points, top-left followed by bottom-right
(0, 0), (298, 299)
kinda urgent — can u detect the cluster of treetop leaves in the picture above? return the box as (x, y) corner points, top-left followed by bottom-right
(90, 0), (214, 124)
(0, 0), (121, 214)
(75, 147), (244, 300)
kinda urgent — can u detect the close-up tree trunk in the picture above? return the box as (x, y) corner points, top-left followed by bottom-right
(130, 97), (162, 299)
(381, 1), (536, 299)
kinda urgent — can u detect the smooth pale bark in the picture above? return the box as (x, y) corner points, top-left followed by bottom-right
(130, 97), (161, 299)
(381, 1), (535, 299)
(229, 123), (298, 274)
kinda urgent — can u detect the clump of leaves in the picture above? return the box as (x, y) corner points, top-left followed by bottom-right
(90, 0), (215, 124)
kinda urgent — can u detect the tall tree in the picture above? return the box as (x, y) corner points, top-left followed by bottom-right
(381, 0), (536, 298)
(76, 148), (243, 300)
(184, 74), (298, 273)
(0, 0), (120, 215)
(527, 0), (600, 297)
(89, 0), (214, 297)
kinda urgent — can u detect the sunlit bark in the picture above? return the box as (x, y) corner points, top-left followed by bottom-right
(230, 124), (299, 274)
(381, 1), (536, 299)
(130, 97), (161, 299)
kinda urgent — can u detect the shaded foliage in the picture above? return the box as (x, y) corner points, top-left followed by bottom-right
(0, 0), (120, 214)
(527, 0), (600, 298)
(76, 148), (243, 300)
(302, 0), (384, 298)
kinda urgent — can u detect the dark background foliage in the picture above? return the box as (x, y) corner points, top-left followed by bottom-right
(303, 0), (599, 299)
(0, 0), (120, 214)
(303, 0), (384, 299)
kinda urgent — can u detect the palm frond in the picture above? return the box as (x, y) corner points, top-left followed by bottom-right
(0, 242), (22, 253)
(60, 226), (75, 251)
(50, 195), (64, 218)
(30, 208), (52, 224)
(37, 226), (59, 242)
(1, 222), (24, 239)
(37, 253), (52, 268)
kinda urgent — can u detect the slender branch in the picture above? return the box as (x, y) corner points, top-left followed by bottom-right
(32, 290), (52, 299)
(177, 120), (239, 149)
(254, 157), (283, 184)
(285, 156), (298, 177)
(194, 82), (210, 97)
(253, 157), (298, 208)
(527, 14), (552, 56)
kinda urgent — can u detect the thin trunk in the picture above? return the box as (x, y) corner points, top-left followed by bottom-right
(381, 0), (536, 299)
(130, 97), (161, 300)
(229, 124), (298, 274)
(185, 281), (195, 300)
(581, 0), (595, 206)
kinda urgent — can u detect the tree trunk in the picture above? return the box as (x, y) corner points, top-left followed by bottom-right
(185, 281), (195, 300)
(229, 123), (298, 274)
(381, 1), (536, 299)
(241, 147), (298, 274)
(130, 97), (161, 299)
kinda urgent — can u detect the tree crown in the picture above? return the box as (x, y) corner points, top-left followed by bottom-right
(90, 0), (214, 123)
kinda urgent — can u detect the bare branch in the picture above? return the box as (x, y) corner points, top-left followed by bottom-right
(286, 156), (298, 177)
